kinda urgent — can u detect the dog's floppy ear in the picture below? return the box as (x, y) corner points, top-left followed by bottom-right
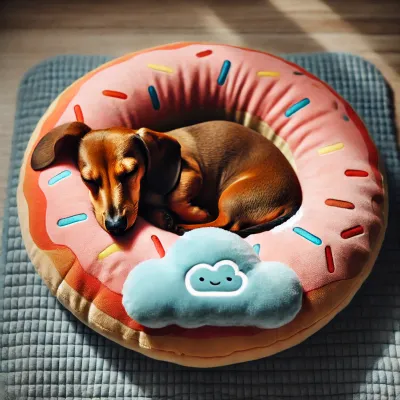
(31, 122), (91, 171)
(135, 128), (181, 195)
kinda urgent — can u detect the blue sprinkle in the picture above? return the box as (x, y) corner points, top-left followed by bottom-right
(57, 213), (88, 227)
(343, 114), (350, 121)
(285, 98), (310, 117)
(148, 86), (160, 110)
(48, 170), (71, 186)
(293, 227), (322, 246)
(253, 244), (261, 255)
(217, 60), (231, 86)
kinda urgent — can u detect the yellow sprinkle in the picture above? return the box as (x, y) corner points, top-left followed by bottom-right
(147, 64), (174, 73)
(257, 71), (280, 78)
(318, 142), (344, 155)
(98, 243), (122, 260)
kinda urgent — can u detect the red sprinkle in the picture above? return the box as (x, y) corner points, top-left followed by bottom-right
(325, 246), (335, 273)
(102, 90), (128, 99)
(325, 199), (355, 209)
(345, 169), (369, 177)
(196, 50), (213, 58)
(341, 225), (364, 239)
(74, 105), (84, 122)
(151, 235), (165, 258)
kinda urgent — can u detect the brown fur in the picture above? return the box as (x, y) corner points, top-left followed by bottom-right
(31, 121), (302, 236)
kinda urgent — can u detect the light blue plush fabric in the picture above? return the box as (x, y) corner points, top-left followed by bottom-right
(122, 228), (302, 328)
(1, 53), (399, 400)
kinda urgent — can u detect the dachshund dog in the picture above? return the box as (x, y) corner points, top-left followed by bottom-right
(31, 120), (302, 236)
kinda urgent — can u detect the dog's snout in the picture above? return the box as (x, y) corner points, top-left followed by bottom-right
(105, 215), (128, 236)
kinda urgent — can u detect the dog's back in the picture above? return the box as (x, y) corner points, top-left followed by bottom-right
(168, 120), (296, 192)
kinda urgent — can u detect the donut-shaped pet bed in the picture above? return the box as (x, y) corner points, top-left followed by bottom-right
(18, 42), (387, 367)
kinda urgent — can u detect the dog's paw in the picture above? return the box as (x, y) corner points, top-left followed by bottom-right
(175, 225), (186, 236)
(143, 208), (185, 235)
(162, 212), (186, 235)
(162, 211), (175, 231)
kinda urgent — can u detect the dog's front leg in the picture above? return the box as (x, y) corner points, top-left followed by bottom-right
(167, 168), (211, 223)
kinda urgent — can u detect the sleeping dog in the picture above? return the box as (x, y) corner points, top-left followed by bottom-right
(31, 120), (302, 236)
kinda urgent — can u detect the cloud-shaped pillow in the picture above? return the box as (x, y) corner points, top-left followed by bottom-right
(122, 228), (302, 329)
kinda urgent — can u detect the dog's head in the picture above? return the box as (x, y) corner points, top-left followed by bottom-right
(31, 122), (181, 235)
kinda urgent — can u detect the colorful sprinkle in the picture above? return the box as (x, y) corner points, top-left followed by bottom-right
(217, 60), (231, 86)
(318, 142), (344, 155)
(293, 71), (304, 75)
(293, 227), (322, 246)
(196, 50), (213, 58)
(102, 90), (128, 99)
(345, 169), (369, 177)
(147, 64), (174, 74)
(74, 105), (84, 122)
(57, 213), (88, 227)
(333, 101), (339, 110)
(343, 114), (350, 121)
(341, 225), (364, 239)
(325, 199), (355, 209)
(285, 98), (310, 117)
(253, 244), (261, 255)
(148, 86), (160, 110)
(257, 71), (280, 78)
(48, 170), (71, 186)
(325, 246), (335, 273)
(98, 243), (122, 260)
(151, 235), (165, 258)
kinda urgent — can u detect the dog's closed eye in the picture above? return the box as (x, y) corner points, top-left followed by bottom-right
(82, 176), (101, 192)
(119, 164), (138, 180)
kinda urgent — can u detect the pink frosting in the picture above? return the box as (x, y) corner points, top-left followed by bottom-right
(37, 44), (384, 293)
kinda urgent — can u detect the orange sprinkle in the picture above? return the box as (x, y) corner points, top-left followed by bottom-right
(341, 225), (364, 239)
(74, 105), (84, 122)
(325, 199), (355, 209)
(151, 235), (165, 258)
(102, 90), (128, 99)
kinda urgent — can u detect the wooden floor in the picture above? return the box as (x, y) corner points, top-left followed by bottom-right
(0, 0), (399, 247)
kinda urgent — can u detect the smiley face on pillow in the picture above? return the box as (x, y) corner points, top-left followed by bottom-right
(185, 261), (248, 296)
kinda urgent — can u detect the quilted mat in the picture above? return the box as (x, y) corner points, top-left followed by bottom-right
(1, 53), (399, 400)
